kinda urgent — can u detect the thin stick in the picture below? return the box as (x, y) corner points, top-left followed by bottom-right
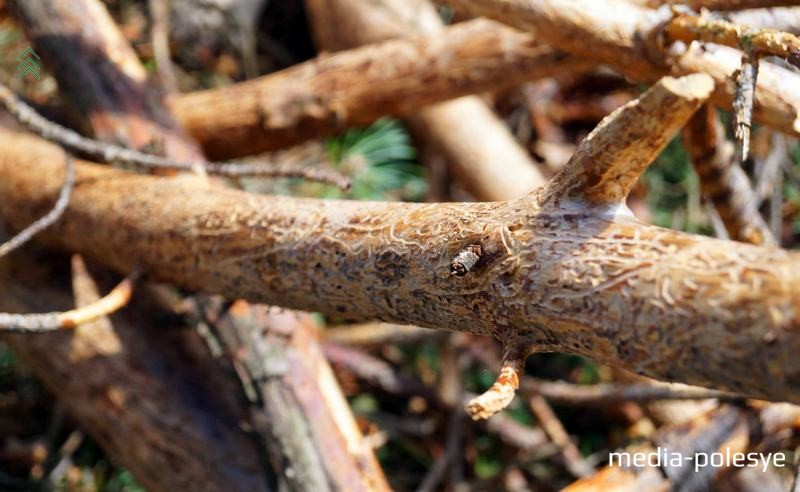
(0, 83), (350, 190)
(0, 271), (138, 332)
(148, 0), (178, 93)
(733, 53), (759, 161)
(466, 344), (529, 420)
(528, 394), (593, 477)
(0, 154), (74, 258)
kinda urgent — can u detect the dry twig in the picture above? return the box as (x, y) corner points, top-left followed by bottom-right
(0, 271), (138, 332)
(0, 83), (350, 190)
(0, 154), (74, 258)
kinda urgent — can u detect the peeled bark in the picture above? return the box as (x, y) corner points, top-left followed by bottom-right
(211, 302), (391, 492)
(441, 0), (800, 138)
(172, 19), (588, 162)
(304, 0), (546, 200)
(2, 74), (799, 404)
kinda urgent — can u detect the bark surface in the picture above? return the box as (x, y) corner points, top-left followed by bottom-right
(2, 76), (799, 404)
(172, 19), (588, 162)
(442, 0), (800, 137)
(304, 0), (546, 201)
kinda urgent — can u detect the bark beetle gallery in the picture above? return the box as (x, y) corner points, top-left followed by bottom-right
(3, 0), (800, 490)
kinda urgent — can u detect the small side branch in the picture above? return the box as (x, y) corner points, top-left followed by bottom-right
(541, 74), (714, 205)
(0, 154), (74, 258)
(666, 12), (800, 68)
(0, 271), (138, 332)
(466, 344), (530, 420)
(0, 83), (350, 190)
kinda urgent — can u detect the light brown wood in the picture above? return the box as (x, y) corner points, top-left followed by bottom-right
(441, 0), (800, 138)
(171, 18), (590, 164)
(3, 75), (799, 405)
(304, 0), (547, 200)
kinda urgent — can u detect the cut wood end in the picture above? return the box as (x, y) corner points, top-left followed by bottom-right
(465, 345), (529, 420)
(659, 73), (714, 101)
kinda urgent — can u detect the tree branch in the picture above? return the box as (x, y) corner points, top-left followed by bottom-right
(439, 0), (800, 138)
(171, 18), (590, 162)
(0, 83), (350, 190)
(541, 74), (714, 205)
(3, 75), (798, 409)
(0, 153), (74, 258)
(0, 269), (137, 332)
(303, 0), (548, 200)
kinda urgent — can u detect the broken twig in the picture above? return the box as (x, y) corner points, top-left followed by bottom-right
(0, 271), (138, 332)
(0, 83), (350, 190)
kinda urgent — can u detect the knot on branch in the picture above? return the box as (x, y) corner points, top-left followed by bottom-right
(450, 244), (482, 276)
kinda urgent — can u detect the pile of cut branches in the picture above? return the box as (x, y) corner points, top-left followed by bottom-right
(2, 0), (800, 490)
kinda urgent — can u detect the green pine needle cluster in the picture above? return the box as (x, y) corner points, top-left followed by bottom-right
(325, 118), (427, 201)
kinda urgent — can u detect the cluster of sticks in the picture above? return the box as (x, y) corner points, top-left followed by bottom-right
(1, 0), (800, 490)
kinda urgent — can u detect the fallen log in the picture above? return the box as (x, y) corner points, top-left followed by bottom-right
(3, 74), (799, 407)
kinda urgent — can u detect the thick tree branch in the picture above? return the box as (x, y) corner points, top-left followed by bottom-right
(304, 0), (547, 200)
(211, 302), (391, 492)
(2, 75), (798, 408)
(172, 18), (589, 161)
(440, 0), (800, 138)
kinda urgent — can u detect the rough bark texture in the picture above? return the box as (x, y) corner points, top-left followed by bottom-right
(442, 0), (800, 137)
(5, 1), (391, 489)
(304, 0), (546, 201)
(3, 75), (800, 404)
(641, 0), (800, 10)
(9, 0), (203, 161)
(2, 1), (275, 490)
(211, 302), (391, 492)
(0, 253), (272, 492)
(172, 19), (589, 161)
